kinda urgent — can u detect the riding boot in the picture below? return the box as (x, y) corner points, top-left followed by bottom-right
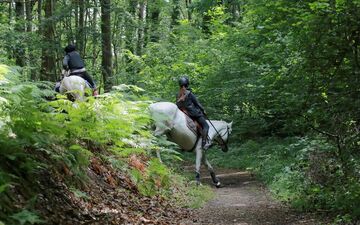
(202, 133), (211, 150)
(198, 116), (210, 150)
(54, 82), (61, 93)
(201, 135), (211, 151)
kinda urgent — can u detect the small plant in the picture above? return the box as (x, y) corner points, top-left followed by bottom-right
(185, 184), (214, 209)
(10, 210), (44, 225)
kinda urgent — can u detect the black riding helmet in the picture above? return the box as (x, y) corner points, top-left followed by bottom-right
(179, 77), (189, 88)
(64, 44), (76, 53)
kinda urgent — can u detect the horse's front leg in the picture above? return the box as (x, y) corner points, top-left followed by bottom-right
(195, 145), (203, 185)
(202, 154), (221, 188)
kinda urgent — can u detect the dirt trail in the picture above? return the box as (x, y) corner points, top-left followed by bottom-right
(185, 168), (328, 225)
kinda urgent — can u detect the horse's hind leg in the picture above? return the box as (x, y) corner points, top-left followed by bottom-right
(202, 153), (221, 188)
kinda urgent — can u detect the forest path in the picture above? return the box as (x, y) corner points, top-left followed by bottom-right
(183, 168), (328, 225)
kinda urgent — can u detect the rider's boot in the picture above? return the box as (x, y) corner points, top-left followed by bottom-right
(202, 138), (211, 151)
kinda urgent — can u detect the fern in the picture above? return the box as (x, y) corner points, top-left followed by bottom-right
(10, 210), (44, 225)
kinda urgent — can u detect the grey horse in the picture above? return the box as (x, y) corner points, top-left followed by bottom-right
(149, 102), (232, 187)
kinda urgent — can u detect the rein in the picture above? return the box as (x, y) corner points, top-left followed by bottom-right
(205, 115), (229, 151)
(213, 125), (230, 150)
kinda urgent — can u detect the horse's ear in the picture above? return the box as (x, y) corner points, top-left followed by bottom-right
(228, 121), (233, 128)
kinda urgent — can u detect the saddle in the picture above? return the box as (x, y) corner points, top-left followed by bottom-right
(180, 109), (202, 136)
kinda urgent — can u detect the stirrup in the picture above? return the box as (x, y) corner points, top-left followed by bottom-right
(202, 141), (211, 150)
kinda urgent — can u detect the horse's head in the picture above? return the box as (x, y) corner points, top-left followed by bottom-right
(213, 121), (233, 152)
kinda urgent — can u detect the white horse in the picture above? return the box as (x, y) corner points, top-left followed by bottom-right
(149, 102), (232, 187)
(59, 75), (90, 101)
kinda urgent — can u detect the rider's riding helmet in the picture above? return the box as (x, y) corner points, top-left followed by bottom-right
(178, 77), (189, 88)
(64, 44), (76, 53)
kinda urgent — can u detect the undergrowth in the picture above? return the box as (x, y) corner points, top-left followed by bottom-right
(0, 65), (210, 224)
(203, 137), (360, 222)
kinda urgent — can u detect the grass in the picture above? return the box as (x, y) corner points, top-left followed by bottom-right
(185, 184), (214, 209)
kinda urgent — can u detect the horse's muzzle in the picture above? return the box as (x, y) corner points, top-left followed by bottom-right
(221, 145), (228, 152)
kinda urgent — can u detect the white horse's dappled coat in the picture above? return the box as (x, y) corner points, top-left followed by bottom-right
(149, 102), (232, 185)
(59, 76), (89, 101)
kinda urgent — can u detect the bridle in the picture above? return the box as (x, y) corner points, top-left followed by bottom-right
(213, 124), (230, 152)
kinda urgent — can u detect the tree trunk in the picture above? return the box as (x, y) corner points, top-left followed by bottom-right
(128, 0), (139, 55)
(100, 0), (112, 92)
(26, 0), (36, 79)
(73, 0), (79, 40)
(40, 0), (57, 81)
(77, 0), (85, 55)
(137, 0), (147, 55)
(25, 0), (35, 32)
(226, 0), (241, 23)
(92, 0), (98, 69)
(15, 0), (25, 67)
(171, 0), (181, 27)
(38, 0), (42, 32)
(149, 3), (160, 42)
(112, 10), (120, 76)
(185, 0), (192, 21)
(9, 0), (13, 25)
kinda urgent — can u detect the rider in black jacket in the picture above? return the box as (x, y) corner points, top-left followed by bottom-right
(176, 77), (210, 150)
(61, 44), (98, 95)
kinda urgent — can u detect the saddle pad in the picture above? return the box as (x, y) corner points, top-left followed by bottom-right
(185, 115), (199, 136)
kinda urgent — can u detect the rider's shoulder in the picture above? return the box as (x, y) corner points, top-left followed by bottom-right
(184, 89), (191, 95)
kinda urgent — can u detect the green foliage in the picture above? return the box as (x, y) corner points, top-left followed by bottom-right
(70, 187), (90, 200)
(10, 210), (44, 225)
(184, 184), (214, 209)
(139, 1), (360, 220)
(130, 158), (171, 196)
(1, 0), (360, 221)
(164, 172), (214, 209)
(0, 65), (186, 223)
(207, 137), (360, 220)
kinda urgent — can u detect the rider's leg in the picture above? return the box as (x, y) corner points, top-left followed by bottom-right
(78, 71), (96, 89)
(78, 71), (98, 95)
(54, 82), (61, 93)
(197, 116), (209, 150)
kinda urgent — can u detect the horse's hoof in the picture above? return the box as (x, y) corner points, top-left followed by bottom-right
(214, 182), (222, 188)
(196, 181), (202, 186)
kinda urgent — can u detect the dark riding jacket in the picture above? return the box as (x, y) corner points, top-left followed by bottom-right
(63, 51), (85, 71)
(62, 50), (96, 89)
(176, 89), (205, 119)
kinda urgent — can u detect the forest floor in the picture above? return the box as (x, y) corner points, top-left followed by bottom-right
(28, 156), (191, 225)
(182, 168), (331, 225)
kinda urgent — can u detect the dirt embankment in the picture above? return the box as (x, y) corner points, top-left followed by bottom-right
(16, 156), (191, 225)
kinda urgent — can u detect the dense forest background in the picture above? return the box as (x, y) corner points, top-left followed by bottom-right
(1, 0), (360, 223)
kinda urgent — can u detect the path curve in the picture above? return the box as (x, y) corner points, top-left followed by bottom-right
(185, 168), (328, 225)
